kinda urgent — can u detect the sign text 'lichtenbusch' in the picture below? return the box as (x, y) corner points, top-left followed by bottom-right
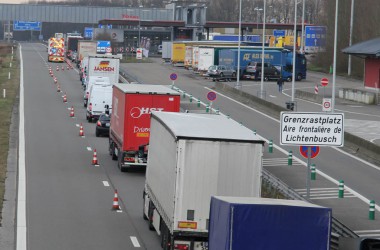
(280, 112), (344, 147)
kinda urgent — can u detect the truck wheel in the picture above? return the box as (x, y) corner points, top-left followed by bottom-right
(286, 77), (292, 82)
(111, 146), (117, 161)
(296, 73), (303, 81)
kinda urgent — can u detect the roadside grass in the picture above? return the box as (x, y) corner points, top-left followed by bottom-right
(0, 44), (19, 224)
(120, 55), (153, 63)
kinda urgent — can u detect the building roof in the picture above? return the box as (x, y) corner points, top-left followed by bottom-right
(151, 112), (264, 143)
(342, 37), (380, 58)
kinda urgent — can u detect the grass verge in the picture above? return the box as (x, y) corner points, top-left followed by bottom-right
(0, 43), (19, 224)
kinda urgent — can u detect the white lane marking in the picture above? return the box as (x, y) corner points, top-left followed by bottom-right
(117, 210), (123, 213)
(205, 87), (380, 212)
(102, 181), (109, 187)
(269, 95), (276, 98)
(17, 44), (27, 250)
(75, 124), (80, 127)
(130, 237), (141, 247)
(87, 147), (92, 151)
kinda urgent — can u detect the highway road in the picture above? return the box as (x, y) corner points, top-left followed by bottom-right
(21, 43), (161, 249)
(16, 42), (380, 250)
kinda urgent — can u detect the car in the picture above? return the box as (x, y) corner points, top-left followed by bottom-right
(207, 65), (236, 81)
(244, 62), (280, 81)
(95, 113), (111, 137)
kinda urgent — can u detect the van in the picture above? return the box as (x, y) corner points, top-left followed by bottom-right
(86, 84), (113, 122)
(244, 62), (280, 81)
(83, 76), (110, 107)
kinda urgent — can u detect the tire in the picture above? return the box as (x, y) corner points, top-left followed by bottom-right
(148, 201), (155, 231)
(111, 147), (117, 161)
(296, 73), (303, 81)
(118, 152), (125, 172)
(143, 194), (148, 221)
(88, 117), (92, 123)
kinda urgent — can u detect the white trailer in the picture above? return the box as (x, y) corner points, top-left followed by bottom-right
(197, 47), (215, 75)
(161, 41), (172, 62)
(87, 54), (121, 84)
(143, 112), (264, 250)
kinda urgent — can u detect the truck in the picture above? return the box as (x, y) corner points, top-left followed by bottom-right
(208, 196), (332, 250)
(161, 41), (172, 62)
(65, 33), (83, 58)
(171, 42), (185, 66)
(87, 54), (121, 84)
(197, 47), (215, 74)
(143, 112), (264, 250)
(213, 34), (261, 42)
(77, 40), (97, 66)
(47, 37), (65, 62)
(109, 84), (181, 172)
(218, 48), (307, 81)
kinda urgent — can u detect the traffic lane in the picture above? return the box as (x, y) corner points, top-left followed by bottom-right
(22, 43), (146, 250)
(40, 45), (162, 249)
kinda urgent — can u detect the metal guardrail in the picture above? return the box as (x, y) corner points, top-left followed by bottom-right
(261, 168), (359, 249)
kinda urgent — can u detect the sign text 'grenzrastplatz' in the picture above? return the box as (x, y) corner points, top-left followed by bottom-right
(280, 112), (344, 147)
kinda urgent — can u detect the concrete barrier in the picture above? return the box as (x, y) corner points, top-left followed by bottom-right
(339, 88), (377, 104)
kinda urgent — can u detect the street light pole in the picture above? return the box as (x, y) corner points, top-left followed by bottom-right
(260, 0), (267, 99)
(348, 0), (354, 76)
(291, 0), (297, 102)
(332, 0), (339, 112)
(138, 4), (142, 48)
(235, 0), (242, 89)
(301, 0), (305, 53)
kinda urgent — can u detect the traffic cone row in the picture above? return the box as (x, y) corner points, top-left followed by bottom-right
(79, 123), (84, 137)
(69, 106), (75, 117)
(112, 189), (120, 210)
(92, 149), (98, 165)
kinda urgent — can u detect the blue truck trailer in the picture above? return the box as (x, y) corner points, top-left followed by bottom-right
(209, 196), (332, 250)
(218, 48), (307, 81)
(213, 34), (261, 43)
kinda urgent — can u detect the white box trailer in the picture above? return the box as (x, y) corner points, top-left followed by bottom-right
(162, 41), (172, 61)
(198, 47), (215, 74)
(87, 54), (121, 84)
(143, 112), (264, 250)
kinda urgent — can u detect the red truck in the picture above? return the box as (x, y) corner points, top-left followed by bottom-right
(109, 83), (181, 172)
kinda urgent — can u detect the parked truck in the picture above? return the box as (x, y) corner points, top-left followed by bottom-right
(87, 54), (121, 84)
(47, 36), (65, 62)
(161, 41), (172, 62)
(219, 48), (307, 81)
(65, 33), (83, 58)
(143, 112), (264, 250)
(109, 84), (180, 172)
(171, 42), (185, 66)
(77, 40), (97, 66)
(209, 196), (332, 250)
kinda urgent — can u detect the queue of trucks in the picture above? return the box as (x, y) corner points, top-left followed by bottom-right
(162, 40), (307, 81)
(50, 32), (331, 249)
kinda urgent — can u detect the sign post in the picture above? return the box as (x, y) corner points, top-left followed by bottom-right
(321, 77), (329, 98)
(169, 73), (178, 87)
(206, 91), (217, 114)
(300, 145), (320, 199)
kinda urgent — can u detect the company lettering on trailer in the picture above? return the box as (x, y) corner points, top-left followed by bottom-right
(134, 126), (150, 137)
(94, 60), (115, 72)
(130, 107), (164, 118)
(243, 53), (274, 61)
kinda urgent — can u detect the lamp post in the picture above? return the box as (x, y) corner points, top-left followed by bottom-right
(300, 0), (305, 53)
(254, 7), (263, 32)
(291, 0), (298, 102)
(348, 0), (354, 76)
(332, 0), (339, 112)
(259, 0), (267, 99)
(235, 0), (242, 89)
(138, 4), (143, 48)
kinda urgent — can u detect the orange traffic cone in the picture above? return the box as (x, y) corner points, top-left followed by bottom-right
(63, 92), (67, 103)
(67, 65), (69, 70)
(79, 123), (84, 137)
(112, 189), (120, 210)
(57, 84), (61, 92)
(92, 149), (98, 165)
(56, 66), (59, 71)
(62, 66), (64, 71)
(69, 106), (75, 117)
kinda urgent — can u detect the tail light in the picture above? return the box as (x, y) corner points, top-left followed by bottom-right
(97, 121), (101, 126)
(125, 157), (135, 162)
(89, 103), (92, 111)
(174, 244), (189, 250)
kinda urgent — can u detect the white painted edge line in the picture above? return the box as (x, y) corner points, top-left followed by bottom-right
(355, 230), (380, 233)
(17, 44), (27, 250)
(87, 147), (92, 151)
(130, 236), (141, 248)
(205, 87), (380, 212)
(102, 181), (109, 187)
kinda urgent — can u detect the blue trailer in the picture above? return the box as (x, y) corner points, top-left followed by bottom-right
(209, 196), (332, 250)
(213, 34), (261, 43)
(218, 48), (307, 81)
